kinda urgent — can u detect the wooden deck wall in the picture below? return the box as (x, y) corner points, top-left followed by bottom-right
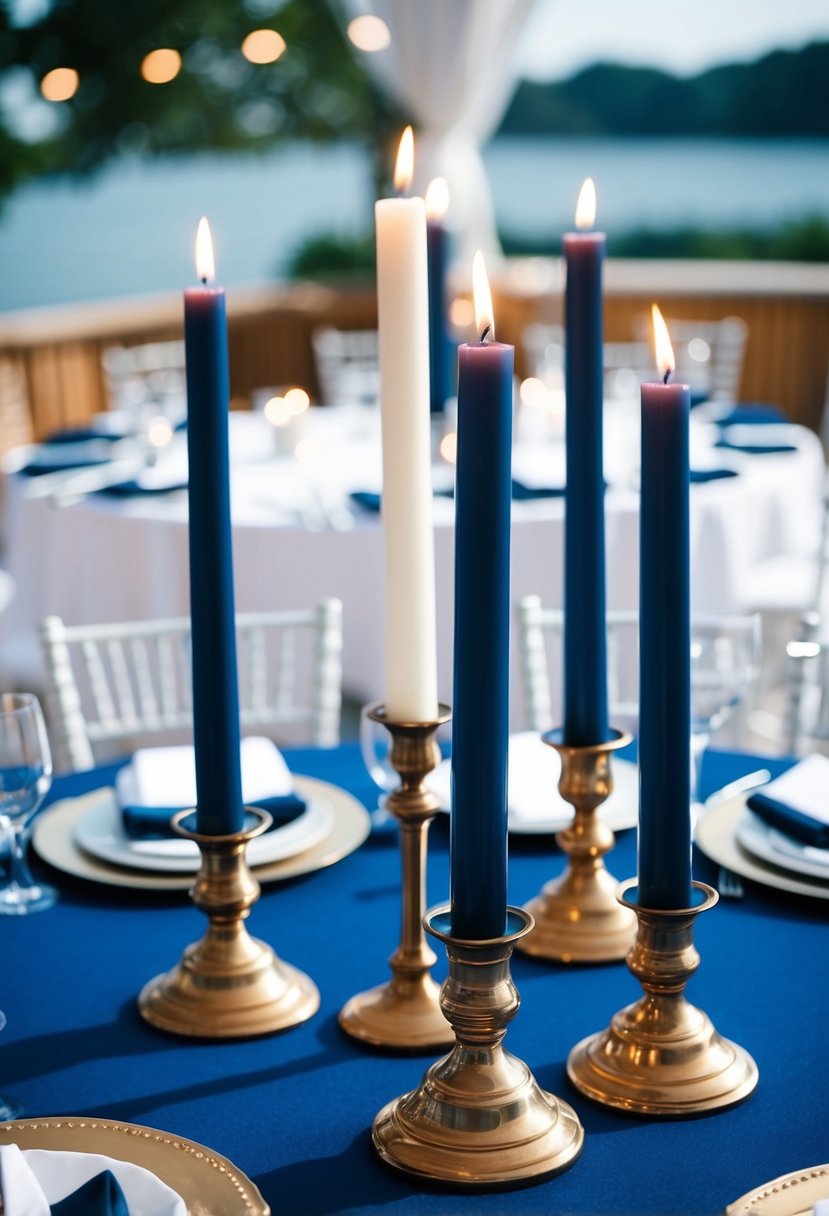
(0, 259), (827, 446)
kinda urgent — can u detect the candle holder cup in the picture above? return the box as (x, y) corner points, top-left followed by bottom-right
(518, 728), (637, 963)
(567, 879), (758, 1116)
(372, 903), (583, 1187)
(339, 703), (454, 1052)
(139, 807), (319, 1038)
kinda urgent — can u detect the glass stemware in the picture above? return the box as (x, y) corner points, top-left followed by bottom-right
(690, 615), (762, 806)
(0, 693), (56, 914)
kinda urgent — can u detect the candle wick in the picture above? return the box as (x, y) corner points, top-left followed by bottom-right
(663, 369), (671, 386)
(480, 324), (491, 344)
(200, 275), (208, 286)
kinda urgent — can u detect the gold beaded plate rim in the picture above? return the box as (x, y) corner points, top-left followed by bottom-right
(0, 1116), (270, 1215)
(725, 1162), (829, 1214)
(32, 775), (370, 891)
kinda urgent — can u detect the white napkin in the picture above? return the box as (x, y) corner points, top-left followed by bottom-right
(813, 1200), (829, 1214)
(0, 1143), (186, 1215)
(117, 736), (293, 810)
(752, 754), (829, 825)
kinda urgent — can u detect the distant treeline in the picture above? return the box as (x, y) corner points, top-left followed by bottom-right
(500, 42), (829, 137)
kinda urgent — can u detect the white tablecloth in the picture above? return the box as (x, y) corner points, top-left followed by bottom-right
(1, 406), (823, 728)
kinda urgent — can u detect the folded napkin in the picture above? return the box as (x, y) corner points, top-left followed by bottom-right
(714, 438), (798, 456)
(0, 1144), (185, 1216)
(42, 427), (122, 445)
(714, 402), (789, 427)
(16, 452), (112, 477)
(351, 482), (566, 512)
(50, 1170), (128, 1215)
(97, 479), (188, 498)
(117, 736), (305, 840)
(689, 467), (739, 484)
(746, 755), (829, 847)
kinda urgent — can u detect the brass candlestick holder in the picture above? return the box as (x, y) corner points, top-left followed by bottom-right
(139, 808), (319, 1038)
(372, 904), (584, 1187)
(339, 703), (454, 1051)
(567, 879), (759, 1116)
(519, 729), (637, 963)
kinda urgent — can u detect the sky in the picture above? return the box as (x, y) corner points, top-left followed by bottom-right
(515, 0), (829, 79)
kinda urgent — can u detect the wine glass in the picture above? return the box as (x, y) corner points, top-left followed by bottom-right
(0, 693), (56, 914)
(690, 615), (762, 807)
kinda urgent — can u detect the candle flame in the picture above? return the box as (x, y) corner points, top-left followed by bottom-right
(575, 177), (596, 229)
(651, 303), (675, 381)
(393, 126), (414, 195)
(195, 217), (215, 283)
(425, 176), (450, 220)
(472, 250), (494, 342)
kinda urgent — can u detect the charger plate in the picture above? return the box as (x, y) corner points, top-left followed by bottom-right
(0, 1117), (268, 1214)
(33, 775), (370, 892)
(695, 795), (829, 900)
(726, 1162), (829, 1214)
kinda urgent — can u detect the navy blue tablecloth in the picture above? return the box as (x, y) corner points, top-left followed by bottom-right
(2, 745), (827, 1215)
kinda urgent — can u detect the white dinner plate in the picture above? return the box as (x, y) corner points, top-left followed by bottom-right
(695, 795), (829, 901)
(735, 810), (829, 882)
(33, 775), (370, 891)
(427, 732), (639, 835)
(74, 793), (334, 873)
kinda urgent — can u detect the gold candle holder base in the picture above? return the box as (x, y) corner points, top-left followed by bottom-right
(372, 905), (584, 1187)
(519, 729), (637, 964)
(567, 879), (759, 1116)
(339, 704), (454, 1052)
(139, 808), (319, 1039)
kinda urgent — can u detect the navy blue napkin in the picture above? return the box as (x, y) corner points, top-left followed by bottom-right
(50, 1170), (129, 1216)
(42, 426), (122, 445)
(97, 479), (189, 498)
(689, 467), (739, 484)
(122, 792), (307, 840)
(351, 482), (566, 511)
(746, 790), (829, 848)
(16, 453), (112, 477)
(715, 403), (789, 427)
(714, 438), (798, 456)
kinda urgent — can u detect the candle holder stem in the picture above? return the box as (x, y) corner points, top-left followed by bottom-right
(372, 904), (584, 1186)
(519, 729), (637, 963)
(339, 703), (454, 1051)
(139, 808), (319, 1038)
(567, 880), (758, 1115)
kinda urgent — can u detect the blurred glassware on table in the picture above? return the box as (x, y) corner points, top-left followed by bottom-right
(312, 327), (380, 408)
(0, 693), (55, 914)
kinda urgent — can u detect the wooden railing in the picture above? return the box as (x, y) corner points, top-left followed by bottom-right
(0, 259), (827, 446)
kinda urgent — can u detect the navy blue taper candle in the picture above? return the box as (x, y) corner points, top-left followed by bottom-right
(450, 252), (512, 940)
(425, 177), (455, 415)
(184, 218), (244, 836)
(562, 178), (610, 746)
(637, 305), (692, 909)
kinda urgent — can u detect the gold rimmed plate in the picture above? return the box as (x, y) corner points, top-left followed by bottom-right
(695, 795), (829, 901)
(726, 1162), (829, 1214)
(33, 775), (370, 891)
(0, 1116), (269, 1215)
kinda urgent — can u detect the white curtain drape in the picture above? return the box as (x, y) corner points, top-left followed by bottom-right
(342, 0), (536, 264)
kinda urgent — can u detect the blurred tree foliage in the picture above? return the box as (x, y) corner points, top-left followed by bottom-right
(0, 0), (402, 201)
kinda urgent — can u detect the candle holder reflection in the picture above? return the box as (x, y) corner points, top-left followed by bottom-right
(518, 729), (637, 963)
(372, 904), (583, 1186)
(339, 703), (454, 1051)
(139, 807), (319, 1038)
(567, 879), (758, 1115)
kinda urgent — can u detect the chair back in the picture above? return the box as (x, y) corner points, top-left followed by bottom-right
(101, 340), (186, 417)
(516, 596), (761, 737)
(312, 327), (380, 407)
(40, 600), (343, 772)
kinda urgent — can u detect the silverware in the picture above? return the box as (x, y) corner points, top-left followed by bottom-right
(717, 867), (745, 899)
(703, 768), (771, 812)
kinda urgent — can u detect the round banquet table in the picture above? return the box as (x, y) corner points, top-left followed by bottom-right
(0, 405), (823, 727)
(1, 742), (827, 1215)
